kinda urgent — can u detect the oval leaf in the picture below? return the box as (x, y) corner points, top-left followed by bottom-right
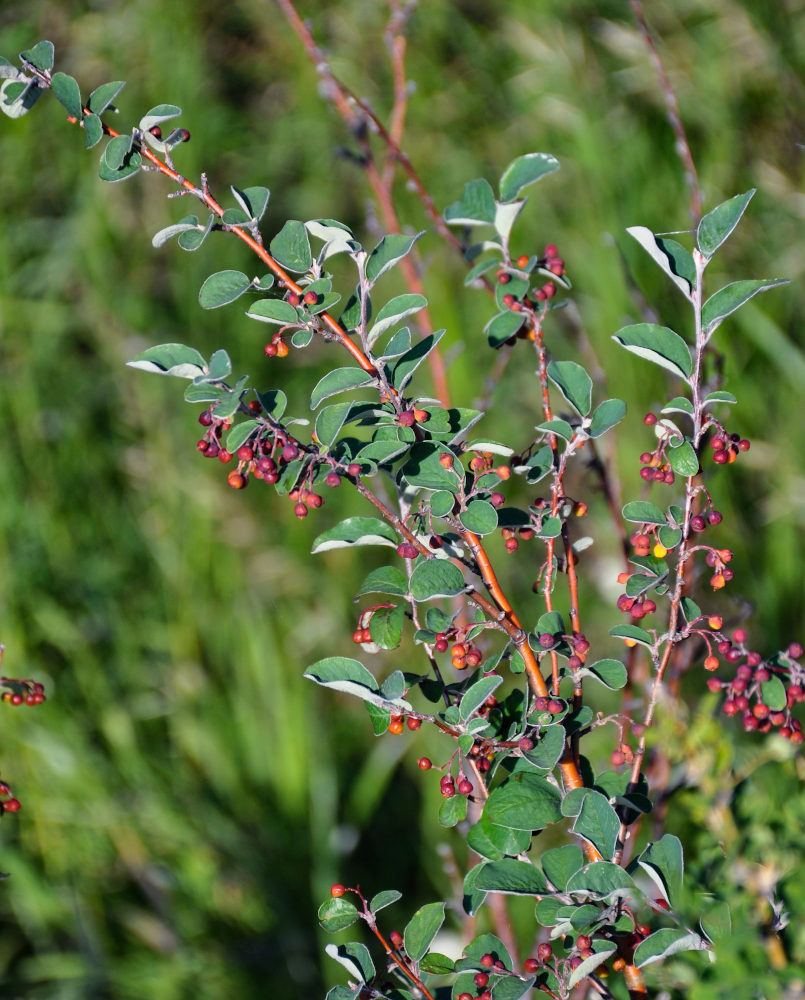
(499, 152), (560, 202)
(702, 278), (789, 337)
(547, 360), (593, 416)
(634, 928), (708, 968)
(589, 398), (626, 437)
(612, 324), (692, 380)
(485, 774), (562, 831)
(697, 190), (754, 259)
(311, 516), (398, 553)
(409, 560), (465, 601)
(403, 902), (444, 963)
(573, 790), (620, 860)
(311, 368), (377, 409)
(366, 232), (424, 285)
(473, 859), (547, 895)
(199, 270), (252, 309)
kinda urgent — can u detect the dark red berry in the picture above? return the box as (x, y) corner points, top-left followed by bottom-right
(2, 798), (21, 813)
(707, 510), (723, 526)
(524, 958), (539, 973)
(347, 463), (361, 478)
(418, 757), (432, 770)
(537, 942), (553, 962)
(474, 973), (489, 989)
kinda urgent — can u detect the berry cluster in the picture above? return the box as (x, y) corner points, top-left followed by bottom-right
(1, 677), (46, 707)
(704, 631), (804, 743)
(0, 781), (21, 815)
(638, 412), (677, 484)
(709, 429), (750, 465)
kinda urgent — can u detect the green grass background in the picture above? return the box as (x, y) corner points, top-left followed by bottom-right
(0, 1), (803, 997)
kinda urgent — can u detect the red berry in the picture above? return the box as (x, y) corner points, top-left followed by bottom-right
(548, 699), (563, 714)
(388, 718), (404, 735)
(434, 638), (448, 653)
(236, 445), (253, 462)
(218, 449), (233, 463)
(738, 439), (750, 451)
(713, 449), (729, 464)
(294, 502), (308, 519)
(347, 463), (361, 478)
(458, 779), (473, 796)
(644, 413), (657, 425)
(227, 471), (247, 490)
(264, 343), (278, 357)
(523, 958), (539, 973)
(489, 492), (505, 507)
(707, 510), (723, 525)
(198, 410), (213, 426)
(2, 798), (21, 813)
(330, 884), (346, 897)
(474, 973), (489, 988)
(537, 942), (553, 962)
(418, 757), (432, 770)
(788, 642), (803, 659)
(406, 717), (421, 731)
(179, 128), (191, 142)
(149, 125), (163, 139)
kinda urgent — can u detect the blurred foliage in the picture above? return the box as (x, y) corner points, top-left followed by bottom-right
(0, 0), (803, 997)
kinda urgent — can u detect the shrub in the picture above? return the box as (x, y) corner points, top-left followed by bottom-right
(1, 9), (802, 998)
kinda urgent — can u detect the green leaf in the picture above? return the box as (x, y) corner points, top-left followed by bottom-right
(610, 625), (653, 648)
(20, 40), (54, 72)
(541, 845), (584, 891)
(83, 113), (103, 149)
(401, 443), (460, 492)
(270, 220), (312, 272)
(567, 943), (617, 988)
(704, 390), (737, 406)
(521, 725), (565, 772)
(622, 501), (666, 525)
(702, 279), (789, 337)
(311, 517), (398, 553)
(318, 897), (359, 932)
(499, 152), (559, 202)
(198, 270), (252, 309)
(103, 133), (133, 170)
(460, 675), (503, 722)
(697, 189), (755, 258)
(99, 135), (141, 182)
(50, 72), (82, 118)
(634, 928), (707, 968)
(365, 701), (391, 735)
(369, 605), (405, 650)
(485, 774), (562, 831)
(667, 440), (699, 477)
(305, 656), (410, 712)
(369, 889), (401, 913)
(87, 80), (125, 115)
(403, 902), (444, 963)
(247, 299), (300, 325)
(586, 659), (628, 690)
(0, 79), (43, 118)
(139, 104), (182, 132)
(700, 901), (731, 944)
(444, 178), (497, 225)
(126, 343), (206, 378)
(409, 560), (465, 601)
(391, 330), (445, 390)
(473, 859), (547, 895)
(760, 675), (787, 711)
(626, 227), (694, 299)
(315, 401), (353, 448)
(380, 670), (406, 701)
(589, 398), (626, 437)
(485, 310), (524, 348)
(224, 419), (259, 453)
(547, 360), (592, 416)
(366, 232), (424, 285)
(178, 214), (214, 251)
(367, 294), (428, 348)
(537, 419), (574, 441)
(419, 953), (455, 975)
(466, 812), (531, 860)
(439, 792), (468, 827)
(256, 388), (287, 419)
(325, 942), (375, 983)
(151, 219), (199, 249)
(573, 791), (620, 860)
(459, 500), (498, 535)
(494, 199), (525, 241)
(231, 184), (270, 221)
(638, 834), (683, 907)
(566, 861), (635, 897)
(429, 491), (455, 517)
(310, 368), (377, 409)
(662, 395), (694, 416)
(612, 324), (692, 380)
